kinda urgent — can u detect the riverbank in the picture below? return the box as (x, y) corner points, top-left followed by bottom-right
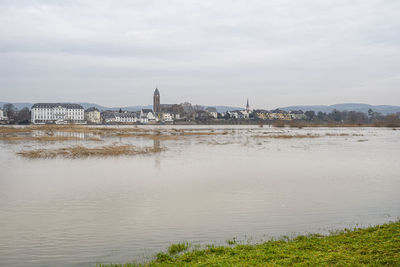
(1, 120), (400, 127)
(99, 221), (400, 266)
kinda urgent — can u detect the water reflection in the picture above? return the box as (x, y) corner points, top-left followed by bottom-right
(32, 130), (86, 139)
(153, 139), (161, 168)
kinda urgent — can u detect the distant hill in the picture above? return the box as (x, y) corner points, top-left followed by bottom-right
(0, 102), (241, 113)
(279, 103), (400, 115)
(77, 103), (153, 112)
(208, 106), (243, 113)
(0, 102), (34, 110)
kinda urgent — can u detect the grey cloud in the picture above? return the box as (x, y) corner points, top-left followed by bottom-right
(0, 0), (399, 107)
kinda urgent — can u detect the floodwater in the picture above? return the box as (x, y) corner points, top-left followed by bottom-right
(0, 125), (399, 266)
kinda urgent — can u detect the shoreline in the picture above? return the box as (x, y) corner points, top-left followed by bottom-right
(1, 122), (400, 128)
(98, 220), (400, 266)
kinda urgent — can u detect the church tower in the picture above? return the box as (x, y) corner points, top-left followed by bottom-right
(246, 98), (250, 112)
(153, 88), (160, 113)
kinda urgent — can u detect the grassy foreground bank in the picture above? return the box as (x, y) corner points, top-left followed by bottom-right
(99, 221), (399, 266)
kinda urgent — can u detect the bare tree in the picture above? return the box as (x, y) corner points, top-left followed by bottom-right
(385, 114), (400, 127)
(3, 103), (17, 122)
(16, 107), (31, 123)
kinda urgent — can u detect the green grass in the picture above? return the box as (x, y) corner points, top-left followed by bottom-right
(98, 221), (400, 266)
(167, 242), (189, 255)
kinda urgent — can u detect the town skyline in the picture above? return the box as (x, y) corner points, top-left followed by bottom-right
(2, 85), (398, 125)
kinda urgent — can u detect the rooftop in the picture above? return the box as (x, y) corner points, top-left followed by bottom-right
(32, 103), (84, 109)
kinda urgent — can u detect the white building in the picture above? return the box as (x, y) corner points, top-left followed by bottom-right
(115, 112), (137, 123)
(0, 109), (8, 121)
(290, 111), (307, 120)
(31, 103), (85, 124)
(240, 109), (250, 119)
(100, 111), (137, 124)
(161, 112), (173, 122)
(140, 109), (157, 124)
(228, 111), (240, 119)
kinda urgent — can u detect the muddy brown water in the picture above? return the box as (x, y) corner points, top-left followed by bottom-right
(0, 125), (399, 266)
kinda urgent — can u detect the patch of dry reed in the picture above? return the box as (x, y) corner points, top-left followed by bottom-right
(17, 144), (164, 159)
(254, 134), (320, 139)
(180, 131), (229, 136)
(0, 127), (33, 133)
(0, 135), (82, 142)
(325, 133), (349, 136)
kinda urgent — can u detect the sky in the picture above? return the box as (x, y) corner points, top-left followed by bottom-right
(0, 0), (399, 109)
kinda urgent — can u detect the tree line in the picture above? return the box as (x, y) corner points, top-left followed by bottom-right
(302, 109), (400, 126)
(2, 104), (31, 124)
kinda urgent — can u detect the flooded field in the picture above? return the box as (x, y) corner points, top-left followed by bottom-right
(0, 125), (399, 266)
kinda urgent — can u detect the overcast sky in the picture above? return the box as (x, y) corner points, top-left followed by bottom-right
(0, 0), (399, 108)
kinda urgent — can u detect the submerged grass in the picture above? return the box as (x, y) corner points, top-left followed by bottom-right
(167, 242), (189, 255)
(98, 221), (400, 266)
(17, 144), (164, 159)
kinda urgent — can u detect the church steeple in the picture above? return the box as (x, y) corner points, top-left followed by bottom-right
(246, 98), (249, 111)
(153, 87), (160, 113)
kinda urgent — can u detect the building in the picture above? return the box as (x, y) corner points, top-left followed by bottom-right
(240, 109), (250, 119)
(228, 110), (241, 119)
(0, 109), (8, 122)
(152, 87), (186, 121)
(31, 103), (85, 124)
(140, 109), (157, 124)
(153, 88), (160, 114)
(241, 99), (251, 119)
(85, 107), (101, 124)
(290, 110), (307, 120)
(161, 112), (173, 122)
(205, 107), (218, 119)
(115, 112), (137, 123)
(101, 111), (138, 124)
(270, 111), (292, 120)
(254, 109), (270, 120)
(101, 112), (117, 124)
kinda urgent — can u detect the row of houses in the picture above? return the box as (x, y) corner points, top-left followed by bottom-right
(101, 109), (157, 124)
(30, 103), (170, 125)
(28, 103), (307, 125)
(253, 109), (307, 120)
(100, 109), (183, 124)
(218, 109), (306, 121)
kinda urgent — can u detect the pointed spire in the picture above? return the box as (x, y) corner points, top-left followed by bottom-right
(246, 98), (249, 110)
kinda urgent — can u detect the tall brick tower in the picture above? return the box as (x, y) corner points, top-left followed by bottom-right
(153, 88), (160, 114)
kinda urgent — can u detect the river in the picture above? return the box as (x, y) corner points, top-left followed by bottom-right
(0, 125), (399, 266)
